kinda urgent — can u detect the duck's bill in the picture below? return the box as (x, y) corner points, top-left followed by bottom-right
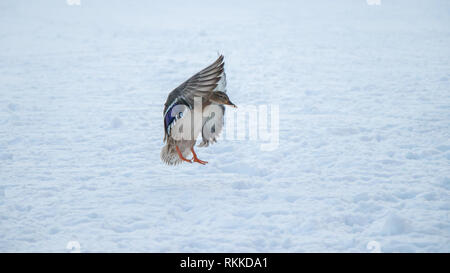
(228, 102), (237, 108)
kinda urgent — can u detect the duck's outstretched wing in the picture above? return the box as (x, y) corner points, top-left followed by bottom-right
(198, 104), (225, 147)
(163, 55), (226, 141)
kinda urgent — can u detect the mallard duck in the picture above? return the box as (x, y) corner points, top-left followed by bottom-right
(161, 55), (236, 165)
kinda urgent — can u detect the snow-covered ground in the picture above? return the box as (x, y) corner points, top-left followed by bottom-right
(0, 0), (449, 252)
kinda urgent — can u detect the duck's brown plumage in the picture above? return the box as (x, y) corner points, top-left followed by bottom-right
(161, 55), (228, 165)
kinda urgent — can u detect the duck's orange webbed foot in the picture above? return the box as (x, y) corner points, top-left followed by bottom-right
(176, 146), (192, 163)
(191, 148), (208, 165)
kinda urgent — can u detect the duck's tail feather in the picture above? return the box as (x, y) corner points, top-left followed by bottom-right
(160, 142), (183, 165)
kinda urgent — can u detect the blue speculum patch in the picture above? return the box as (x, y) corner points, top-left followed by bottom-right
(164, 103), (187, 133)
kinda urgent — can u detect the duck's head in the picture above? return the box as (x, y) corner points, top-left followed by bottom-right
(209, 91), (237, 108)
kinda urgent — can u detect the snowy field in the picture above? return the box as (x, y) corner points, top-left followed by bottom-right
(0, 0), (449, 252)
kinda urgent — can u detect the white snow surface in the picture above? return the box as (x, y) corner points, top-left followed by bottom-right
(0, 0), (449, 252)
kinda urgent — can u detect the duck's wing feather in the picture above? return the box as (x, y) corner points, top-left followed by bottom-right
(198, 104), (225, 147)
(163, 55), (226, 140)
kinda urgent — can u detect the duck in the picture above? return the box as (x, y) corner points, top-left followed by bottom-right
(161, 55), (236, 165)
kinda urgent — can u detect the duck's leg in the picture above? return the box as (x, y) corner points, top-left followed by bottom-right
(191, 147), (208, 165)
(176, 146), (192, 163)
